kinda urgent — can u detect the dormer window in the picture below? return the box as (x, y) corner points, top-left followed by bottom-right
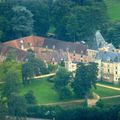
(53, 45), (55, 49)
(30, 43), (32, 47)
(46, 45), (48, 49)
(66, 48), (69, 52)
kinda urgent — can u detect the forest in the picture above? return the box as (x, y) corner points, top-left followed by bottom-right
(0, 0), (120, 48)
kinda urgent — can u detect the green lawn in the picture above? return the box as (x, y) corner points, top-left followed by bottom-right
(20, 78), (120, 105)
(102, 97), (120, 106)
(20, 78), (60, 104)
(105, 0), (120, 22)
(98, 81), (120, 88)
(93, 86), (120, 97)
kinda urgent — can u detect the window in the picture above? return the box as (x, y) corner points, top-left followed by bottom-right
(108, 69), (110, 73)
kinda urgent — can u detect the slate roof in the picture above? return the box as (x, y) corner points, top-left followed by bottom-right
(34, 48), (68, 63)
(95, 51), (120, 62)
(92, 31), (116, 51)
(43, 38), (87, 55)
(2, 36), (88, 62)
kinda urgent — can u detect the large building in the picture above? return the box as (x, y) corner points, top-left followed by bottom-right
(95, 51), (120, 84)
(1, 36), (89, 67)
(1, 33), (120, 84)
(90, 31), (120, 84)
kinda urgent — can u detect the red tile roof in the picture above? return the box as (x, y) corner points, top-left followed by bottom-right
(2, 36), (88, 62)
(3, 36), (45, 50)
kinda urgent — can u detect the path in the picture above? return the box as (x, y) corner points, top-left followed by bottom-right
(87, 92), (100, 107)
(96, 83), (120, 91)
(102, 95), (120, 100)
(38, 99), (85, 106)
(34, 73), (56, 79)
(0, 73), (56, 85)
(0, 82), (4, 84)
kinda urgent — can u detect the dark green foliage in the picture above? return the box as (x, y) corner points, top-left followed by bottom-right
(25, 91), (37, 105)
(47, 64), (58, 73)
(22, 62), (34, 84)
(0, 0), (108, 45)
(54, 67), (70, 89)
(72, 62), (98, 98)
(0, 99), (7, 120)
(96, 99), (104, 108)
(22, 51), (48, 84)
(27, 105), (61, 119)
(26, 105), (120, 120)
(11, 5), (34, 38)
(33, 58), (48, 75)
(58, 87), (72, 100)
(7, 94), (27, 119)
(22, 0), (50, 36)
(2, 71), (19, 98)
(51, 0), (73, 40)
(105, 22), (120, 48)
(52, 0), (108, 42)
(59, 60), (65, 67)
(54, 67), (71, 99)
(55, 105), (120, 120)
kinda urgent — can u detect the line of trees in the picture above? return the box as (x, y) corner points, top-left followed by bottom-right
(53, 62), (98, 102)
(0, 0), (108, 44)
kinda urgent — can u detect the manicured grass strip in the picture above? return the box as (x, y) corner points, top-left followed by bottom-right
(102, 97), (120, 106)
(98, 81), (120, 88)
(96, 84), (120, 91)
(20, 78), (60, 104)
(93, 86), (120, 97)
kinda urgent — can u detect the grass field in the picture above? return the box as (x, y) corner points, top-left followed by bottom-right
(92, 86), (120, 97)
(102, 97), (120, 106)
(98, 81), (120, 88)
(20, 78), (60, 104)
(105, 0), (120, 22)
(20, 78), (120, 105)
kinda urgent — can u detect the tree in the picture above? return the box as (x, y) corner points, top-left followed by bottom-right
(0, 16), (9, 42)
(22, 62), (34, 84)
(8, 94), (27, 120)
(2, 71), (19, 98)
(24, 91), (37, 105)
(58, 87), (71, 99)
(72, 62), (98, 99)
(0, 60), (22, 83)
(54, 67), (70, 89)
(51, 0), (72, 40)
(34, 58), (48, 75)
(54, 67), (71, 99)
(105, 22), (120, 48)
(22, 0), (50, 36)
(0, 98), (7, 120)
(11, 5), (34, 38)
(0, 1), (13, 41)
(52, 0), (108, 42)
(59, 60), (65, 67)
(22, 50), (48, 84)
(48, 63), (58, 73)
(66, 13), (79, 41)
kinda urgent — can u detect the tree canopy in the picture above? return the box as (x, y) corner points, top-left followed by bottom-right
(72, 62), (98, 98)
(0, 0), (109, 45)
